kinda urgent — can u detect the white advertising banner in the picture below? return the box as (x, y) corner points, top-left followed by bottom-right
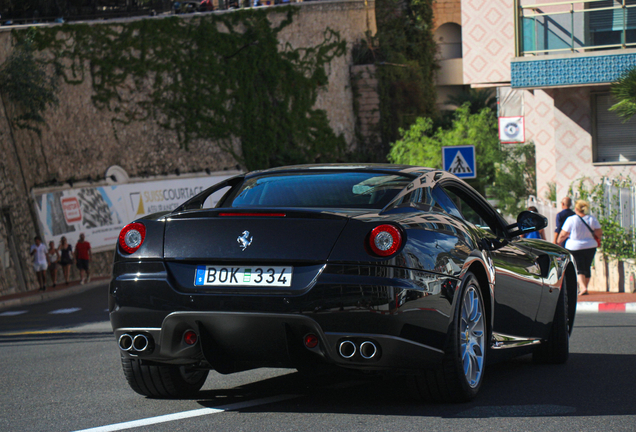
(33, 173), (236, 252)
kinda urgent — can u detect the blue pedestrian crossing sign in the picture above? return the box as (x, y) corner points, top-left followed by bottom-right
(442, 146), (476, 179)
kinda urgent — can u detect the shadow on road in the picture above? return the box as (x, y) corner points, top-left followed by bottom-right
(194, 352), (636, 418)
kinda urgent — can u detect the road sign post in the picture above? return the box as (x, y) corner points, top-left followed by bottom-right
(442, 146), (476, 179)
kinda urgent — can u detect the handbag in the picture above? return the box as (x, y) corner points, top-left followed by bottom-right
(578, 215), (601, 248)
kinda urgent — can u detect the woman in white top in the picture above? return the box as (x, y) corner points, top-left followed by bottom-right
(557, 200), (602, 296)
(47, 241), (60, 288)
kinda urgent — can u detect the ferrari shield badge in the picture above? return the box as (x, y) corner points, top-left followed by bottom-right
(237, 230), (253, 251)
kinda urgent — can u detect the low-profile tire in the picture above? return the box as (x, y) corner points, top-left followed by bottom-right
(413, 271), (487, 403)
(533, 279), (569, 364)
(121, 355), (209, 398)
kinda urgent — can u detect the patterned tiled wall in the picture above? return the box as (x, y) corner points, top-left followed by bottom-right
(512, 53), (636, 88)
(461, 0), (514, 84)
(524, 89), (636, 201)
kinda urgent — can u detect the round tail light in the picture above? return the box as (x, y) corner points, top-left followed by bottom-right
(118, 222), (146, 254)
(369, 224), (403, 257)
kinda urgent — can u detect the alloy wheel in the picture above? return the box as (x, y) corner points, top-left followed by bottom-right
(459, 285), (485, 388)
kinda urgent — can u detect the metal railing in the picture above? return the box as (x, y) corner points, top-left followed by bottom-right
(515, 0), (636, 56)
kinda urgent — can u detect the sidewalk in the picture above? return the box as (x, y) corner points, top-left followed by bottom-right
(1, 278), (635, 312)
(0, 276), (110, 311)
(576, 290), (636, 313)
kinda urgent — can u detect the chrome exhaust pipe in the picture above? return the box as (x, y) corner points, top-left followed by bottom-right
(132, 334), (150, 352)
(118, 334), (133, 351)
(338, 340), (356, 359)
(360, 341), (377, 359)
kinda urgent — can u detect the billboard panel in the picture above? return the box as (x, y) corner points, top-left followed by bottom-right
(34, 174), (236, 252)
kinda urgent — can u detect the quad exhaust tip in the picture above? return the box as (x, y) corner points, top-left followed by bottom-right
(132, 334), (150, 352)
(119, 333), (153, 353)
(118, 334), (133, 351)
(359, 341), (377, 359)
(338, 340), (356, 359)
(338, 340), (378, 360)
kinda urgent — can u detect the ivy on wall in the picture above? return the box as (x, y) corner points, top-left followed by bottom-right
(0, 28), (59, 136)
(11, 7), (346, 171)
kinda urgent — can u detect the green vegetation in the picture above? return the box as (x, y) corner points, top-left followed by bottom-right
(388, 104), (536, 217)
(6, 8), (346, 171)
(0, 28), (59, 136)
(544, 181), (557, 203)
(610, 66), (636, 121)
(355, 0), (436, 162)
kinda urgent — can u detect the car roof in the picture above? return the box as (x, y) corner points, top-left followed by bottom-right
(244, 163), (434, 178)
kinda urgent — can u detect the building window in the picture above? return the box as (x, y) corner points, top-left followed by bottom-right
(593, 92), (636, 163)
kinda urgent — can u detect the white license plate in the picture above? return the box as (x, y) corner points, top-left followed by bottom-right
(194, 266), (292, 287)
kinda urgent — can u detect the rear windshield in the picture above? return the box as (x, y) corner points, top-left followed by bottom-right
(227, 172), (413, 209)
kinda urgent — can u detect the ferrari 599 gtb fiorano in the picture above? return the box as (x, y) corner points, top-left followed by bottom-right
(109, 164), (576, 402)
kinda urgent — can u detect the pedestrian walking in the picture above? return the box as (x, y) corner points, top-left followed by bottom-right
(557, 199), (602, 296)
(47, 240), (60, 288)
(74, 233), (92, 284)
(553, 196), (575, 246)
(30, 236), (48, 291)
(58, 236), (73, 285)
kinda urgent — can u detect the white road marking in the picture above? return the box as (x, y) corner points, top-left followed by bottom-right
(48, 307), (82, 314)
(0, 310), (28, 317)
(73, 394), (298, 432)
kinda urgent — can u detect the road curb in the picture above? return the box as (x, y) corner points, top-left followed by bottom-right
(577, 302), (636, 313)
(0, 279), (108, 311)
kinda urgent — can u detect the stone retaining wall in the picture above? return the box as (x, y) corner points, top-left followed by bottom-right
(0, 1), (377, 296)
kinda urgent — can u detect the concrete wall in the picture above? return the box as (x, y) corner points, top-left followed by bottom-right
(0, 1), (376, 296)
(432, 0), (461, 30)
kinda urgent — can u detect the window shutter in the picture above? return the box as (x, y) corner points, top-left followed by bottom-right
(595, 93), (636, 163)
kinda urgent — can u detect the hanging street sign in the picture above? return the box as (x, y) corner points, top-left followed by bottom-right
(498, 116), (525, 143)
(442, 145), (476, 179)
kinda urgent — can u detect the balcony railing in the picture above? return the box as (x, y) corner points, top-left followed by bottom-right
(515, 0), (636, 56)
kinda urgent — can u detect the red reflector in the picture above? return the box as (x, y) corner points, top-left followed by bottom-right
(304, 334), (319, 349)
(369, 224), (402, 257)
(183, 330), (198, 345)
(219, 213), (286, 217)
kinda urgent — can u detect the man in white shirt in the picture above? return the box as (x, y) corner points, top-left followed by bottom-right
(30, 236), (48, 291)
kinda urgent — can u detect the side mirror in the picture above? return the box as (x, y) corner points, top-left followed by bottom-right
(507, 210), (548, 238)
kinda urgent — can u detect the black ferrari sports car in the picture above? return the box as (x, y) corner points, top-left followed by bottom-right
(109, 164), (577, 402)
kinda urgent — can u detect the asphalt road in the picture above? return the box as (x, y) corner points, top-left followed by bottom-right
(1, 284), (636, 432)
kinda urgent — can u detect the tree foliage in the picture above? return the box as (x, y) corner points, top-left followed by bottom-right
(369, 0), (437, 161)
(19, 8), (345, 171)
(445, 87), (496, 115)
(388, 105), (499, 196)
(0, 29), (59, 135)
(492, 142), (536, 216)
(610, 66), (636, 120)
(388, 104), (536, 216)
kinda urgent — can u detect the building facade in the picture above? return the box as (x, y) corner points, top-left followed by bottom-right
(469, 0), (636, 199)
(436, 0), (636, 200)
